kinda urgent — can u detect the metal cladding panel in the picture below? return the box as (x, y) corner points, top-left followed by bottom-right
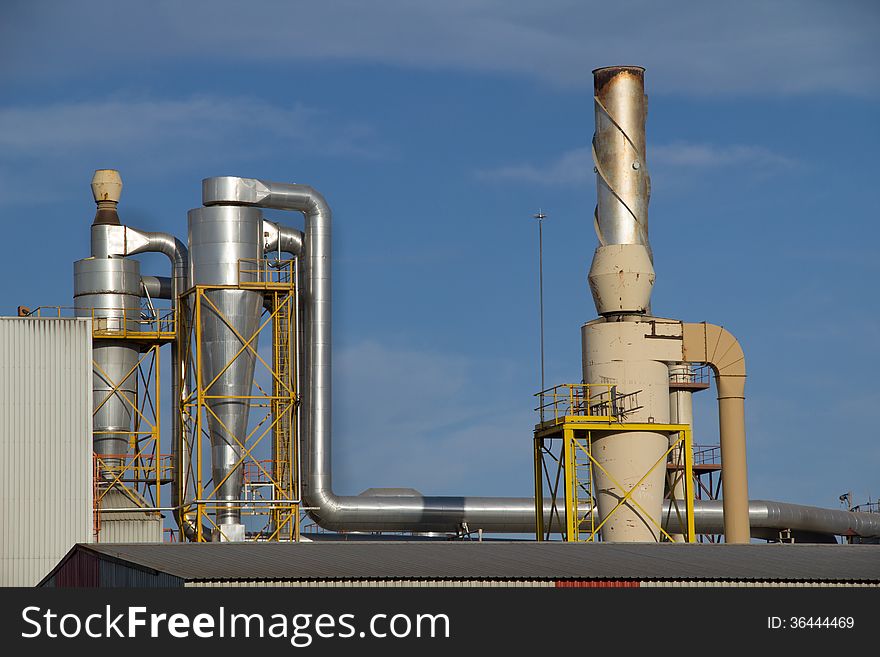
(41, 549), (183, 588)
(0, 318), (94, 586)
(41, 549), (99, 587)
(97, 559), (182, 588)
(98, 519), (164, 544)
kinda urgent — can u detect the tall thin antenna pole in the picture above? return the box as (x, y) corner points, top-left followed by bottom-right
(534, 210), (547, 421)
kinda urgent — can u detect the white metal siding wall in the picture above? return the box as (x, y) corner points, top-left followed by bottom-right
(0, 318), (93, 586)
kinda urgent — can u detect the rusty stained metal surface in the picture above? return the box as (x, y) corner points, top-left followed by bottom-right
(592, 65), (651, 248)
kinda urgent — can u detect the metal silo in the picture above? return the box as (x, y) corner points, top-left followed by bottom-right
(74, 171), (141, 474)
(187, 205), (265, 540)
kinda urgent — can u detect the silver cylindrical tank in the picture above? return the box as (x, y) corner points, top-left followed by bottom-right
(74, 257), (142, 473)
(581, 319), (670, 541)
(188, 205), (264, 534)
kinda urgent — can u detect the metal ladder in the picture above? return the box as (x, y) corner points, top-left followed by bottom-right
(270, 290), (296, 539)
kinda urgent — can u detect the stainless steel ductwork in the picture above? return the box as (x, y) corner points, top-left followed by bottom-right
(670, 500), (880, 540)
(200, 176), (880, 541)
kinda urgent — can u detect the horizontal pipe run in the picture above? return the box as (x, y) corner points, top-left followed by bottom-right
(140, 275), (173, 300)
(315, 497), (880, 538)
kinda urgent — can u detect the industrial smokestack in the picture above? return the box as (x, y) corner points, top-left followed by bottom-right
(588, 67), (655, 317)
(592, 66), (650, 248)
(582, 66), (669, 541)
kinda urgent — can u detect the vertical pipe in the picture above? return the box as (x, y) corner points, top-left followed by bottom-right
(717, 383), (750, 543)
(668, 363), (694, 541)
(535, 212), (546, 421)
(533, 437), (544, 541)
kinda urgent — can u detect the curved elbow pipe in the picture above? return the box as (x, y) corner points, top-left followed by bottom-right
(140, 275), (173, 300)
(123, 229), (188, 294)
(263, 220), (304, 257)
(682, 322), (750, 544)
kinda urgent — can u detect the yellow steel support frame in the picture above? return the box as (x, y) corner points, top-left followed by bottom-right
(178, 260), (299, 542)
(270, 288), (299, 541)
(534, 418), (695, 543)
(92, 341), (172, 540)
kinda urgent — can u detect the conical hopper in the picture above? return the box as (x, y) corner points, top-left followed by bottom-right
(589, 429), (669, 541)
(201, 288), (262, 525)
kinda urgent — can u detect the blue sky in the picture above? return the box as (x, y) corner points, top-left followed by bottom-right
(1, 1), (878, 514)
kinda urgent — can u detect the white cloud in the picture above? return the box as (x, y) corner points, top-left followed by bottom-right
(2, 1), (878, 96)
(0, 95), (384, 159)
(475, 147), (592, 186)
(651, 143), (799, 170)
(477, 142), (797, 186)
(0, 94), (388, 205)
(331, 340), (532, 496)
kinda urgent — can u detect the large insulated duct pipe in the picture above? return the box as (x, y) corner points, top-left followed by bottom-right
(682, 322), (750, 544)
(670, 500), (880, 540)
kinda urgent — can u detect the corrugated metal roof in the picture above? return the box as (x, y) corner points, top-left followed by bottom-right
(51, 541), (880, 584)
